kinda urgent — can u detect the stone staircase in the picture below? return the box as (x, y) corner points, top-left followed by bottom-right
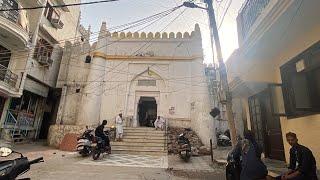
(111, 127), (167, 156)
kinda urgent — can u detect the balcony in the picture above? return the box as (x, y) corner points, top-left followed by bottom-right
(0, 64), (18, 90)
(0, 0), (29, 48)
(237, 0), (271, 43)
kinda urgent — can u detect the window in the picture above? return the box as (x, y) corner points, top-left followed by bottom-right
(33, 38), (53, 60)
(281, 41), (320, 117)
(44, 2), (60, 21)
(138, 79), (156, 86)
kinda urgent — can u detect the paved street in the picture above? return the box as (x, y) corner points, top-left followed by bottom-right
(2, 142), (225, 180)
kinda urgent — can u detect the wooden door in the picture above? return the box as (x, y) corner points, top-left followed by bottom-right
(249, 90), (285, 161)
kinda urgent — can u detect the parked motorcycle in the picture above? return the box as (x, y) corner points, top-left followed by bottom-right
(0, 147), (44, 180)
(217, 130), (232, 147)
(226, 137), (242, 180)
(226, 149), (241, 180)
(92, 132), (111, 160)
(177, 128), (192, 162)
(76, 126), (95, 157)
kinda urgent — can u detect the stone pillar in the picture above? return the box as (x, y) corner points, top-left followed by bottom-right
(76, 22), (108, 126)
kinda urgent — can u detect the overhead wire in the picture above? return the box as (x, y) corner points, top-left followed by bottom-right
(0, 6), (181, 57)
(0, 0), (120, 12)
(65, 5), (185, 96)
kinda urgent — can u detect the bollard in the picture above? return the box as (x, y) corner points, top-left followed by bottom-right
(210, 139), (213, 162)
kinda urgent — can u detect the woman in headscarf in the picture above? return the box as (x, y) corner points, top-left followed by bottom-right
(240, 130), (268, 180)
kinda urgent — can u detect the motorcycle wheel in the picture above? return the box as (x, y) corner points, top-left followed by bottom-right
(92, 149), (101, 160)
(184, 151), (191, 162)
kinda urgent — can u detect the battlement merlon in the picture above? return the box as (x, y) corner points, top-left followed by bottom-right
(91, 22), (201, 41)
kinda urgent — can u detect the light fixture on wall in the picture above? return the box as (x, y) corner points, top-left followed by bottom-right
(85, 55), (91, 63)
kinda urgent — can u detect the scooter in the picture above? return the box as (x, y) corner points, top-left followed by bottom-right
(177, 128), (192, 162)
(217, 131), (232, 147)
(92, 132), (111, 160)
(0, 147), (44, 180)
(76, 126), (95, 157)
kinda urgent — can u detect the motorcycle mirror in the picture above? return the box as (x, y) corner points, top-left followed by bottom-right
(0, 147), (12, 157)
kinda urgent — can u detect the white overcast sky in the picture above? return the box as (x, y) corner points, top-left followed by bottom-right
(81, 0), (245, 63)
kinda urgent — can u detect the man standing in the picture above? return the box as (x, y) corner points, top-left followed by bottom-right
(278, 132), (318, 180)
(115, 113), (124, 141)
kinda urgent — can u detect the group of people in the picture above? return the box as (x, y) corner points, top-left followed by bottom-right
(234, 131), (318, 180)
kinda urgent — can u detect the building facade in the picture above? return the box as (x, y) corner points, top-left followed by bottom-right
(50, 22), (223, 147)
(0, 0), (82, 142)
(227, 0), (320, 165)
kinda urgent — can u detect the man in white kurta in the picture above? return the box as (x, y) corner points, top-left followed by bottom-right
(115, 113), (124, 141)
(154, 116), (165, 130)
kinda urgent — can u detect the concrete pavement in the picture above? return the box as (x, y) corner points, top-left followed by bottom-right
(0, 142), (225, 180)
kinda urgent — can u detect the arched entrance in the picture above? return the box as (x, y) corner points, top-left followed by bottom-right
(137, 97), (157, 127)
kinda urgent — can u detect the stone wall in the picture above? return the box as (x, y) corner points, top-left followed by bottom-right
(47, 125), (91, 148)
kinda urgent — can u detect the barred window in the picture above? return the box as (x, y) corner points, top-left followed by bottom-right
(138, 79), (156, 86)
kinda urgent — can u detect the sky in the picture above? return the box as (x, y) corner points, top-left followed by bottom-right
(81, 0), (245, 63)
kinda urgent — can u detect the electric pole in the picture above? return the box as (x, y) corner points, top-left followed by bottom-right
(184, 0), (238, 146)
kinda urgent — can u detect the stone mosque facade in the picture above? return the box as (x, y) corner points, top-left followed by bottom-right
(50, 22), (226, 147)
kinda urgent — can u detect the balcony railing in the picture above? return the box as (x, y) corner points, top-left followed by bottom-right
(0, 64), (18, 89)
(0, 0), (28, 31)
(238, 0), (271, 41)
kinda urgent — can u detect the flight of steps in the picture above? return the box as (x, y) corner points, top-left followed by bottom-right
(111, 127), (167, 156)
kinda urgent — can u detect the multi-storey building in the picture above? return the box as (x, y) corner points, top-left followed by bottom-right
(0, 0), (82, 142)
(227, 0), (320, 165)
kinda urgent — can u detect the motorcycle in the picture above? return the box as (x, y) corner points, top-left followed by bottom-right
(0, 147), (44, 180)
(226, 137), (243, 180)
(177, 128), (192, 162)
(76, 126), (95, 157)
(217, 131), (232, 147)
(226, 149), (241, 180)
(92, 131), (111, 160)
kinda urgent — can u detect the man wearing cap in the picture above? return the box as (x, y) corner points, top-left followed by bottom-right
(115, 113), (124, 141)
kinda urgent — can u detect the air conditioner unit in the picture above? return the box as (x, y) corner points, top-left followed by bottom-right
(38, 56), (53, 66)
(51, 18), (64, 29)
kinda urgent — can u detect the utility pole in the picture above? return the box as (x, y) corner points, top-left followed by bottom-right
(184, 0), (237, 146)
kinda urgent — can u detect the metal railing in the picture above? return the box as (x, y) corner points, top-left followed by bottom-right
(0, 0), (19, 23)
(0, 64), (18, 89)
(164, 118), (168, 152)
(5, 109), (35, 127)
(238, 0), (271, 40)
(4, 109), (35, 139)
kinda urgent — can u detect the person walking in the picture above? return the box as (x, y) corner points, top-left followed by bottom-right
(115, 113), (124, 141)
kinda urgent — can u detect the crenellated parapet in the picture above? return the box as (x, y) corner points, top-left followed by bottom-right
(108, 24), (201, 40)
